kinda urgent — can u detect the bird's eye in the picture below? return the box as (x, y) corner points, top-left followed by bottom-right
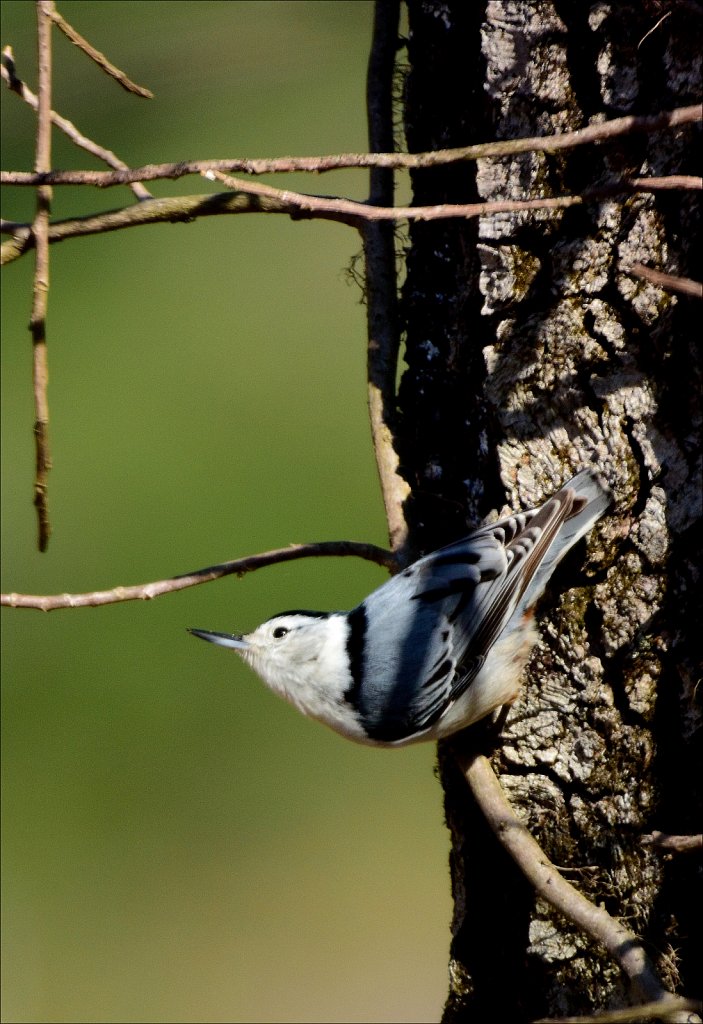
(272, 626), (289, 639)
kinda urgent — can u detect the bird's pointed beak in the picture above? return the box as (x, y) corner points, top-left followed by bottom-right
(188, 628), (250, 651)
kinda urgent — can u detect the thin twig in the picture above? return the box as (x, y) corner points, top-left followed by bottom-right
(30, 1), (53, 552)
(456, 749), (671, 1005)
(642, 831), (703, 855)
(364, 0), (409, 557)
(0, 541), (397, 612)
(629, 175), (701, 190)
(623, 262), (702, 299)
(0, 190), (361, 265)
(0, 189), (587, 265)
(3, 175), (690, 267)
(2, 105), (699, 187)
(200, 167), (367, 226)
(637, 11), (672, 51)
(533, 994), (701, 1024)
(47, 3), (153, 98)
(1, 46), (151, 200)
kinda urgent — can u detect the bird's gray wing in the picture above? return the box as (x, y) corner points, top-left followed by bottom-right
(346, 489), (582, 742)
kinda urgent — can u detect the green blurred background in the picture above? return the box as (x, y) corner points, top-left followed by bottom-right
(1, 2), (450, 1021)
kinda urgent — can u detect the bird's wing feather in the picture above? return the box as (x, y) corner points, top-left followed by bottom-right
(350, 478), (602, 742)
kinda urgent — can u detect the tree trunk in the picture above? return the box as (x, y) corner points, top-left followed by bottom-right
(396, 1), (701, 1019)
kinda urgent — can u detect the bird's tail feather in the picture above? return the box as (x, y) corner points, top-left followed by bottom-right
(519, 469), (611, 611)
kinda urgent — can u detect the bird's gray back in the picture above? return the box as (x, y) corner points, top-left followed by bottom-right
(343, 470), (610, 743)
(343, 532), (509, 742)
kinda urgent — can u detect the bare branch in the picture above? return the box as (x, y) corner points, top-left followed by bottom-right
(456, 749), (672, 1005)
(1, 46), (151, 200)
(623, 262), (702, 300)
(629, 175), (702, 190)
(1, 190), (359, 265)
(0, 188), (591, 267)
(3, 176), (687, 267)
(200, 167), (369, 227)
(29, 1), (54, 552)
(0, 541), (397, 612)
(0, 190), (582, 265)
(533, 994), (701, 1024)
(46, 3), (153, 98)
(364, 0), (410, 556)
(642, 832), (703, 855)
(2, 105), (699, 188)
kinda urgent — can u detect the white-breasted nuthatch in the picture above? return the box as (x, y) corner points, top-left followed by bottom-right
(189, 469), (610, 746)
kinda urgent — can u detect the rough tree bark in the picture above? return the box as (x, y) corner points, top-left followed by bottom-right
(393, 1), (701, 1019)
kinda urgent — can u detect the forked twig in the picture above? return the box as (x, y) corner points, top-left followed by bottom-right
(1, 46), (151, 200)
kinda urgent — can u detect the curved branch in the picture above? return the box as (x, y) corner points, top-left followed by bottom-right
(5, 177), (697, 267)
(0, 540), (397, 612)
(2, 105), (699, 187)
(456, 749), (674, 1006)
(0, 189), (363, 264)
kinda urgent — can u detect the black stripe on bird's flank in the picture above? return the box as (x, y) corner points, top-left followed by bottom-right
(343, 604), (415, 743)
(343, 603), (454, 744)
(343, 603), (367, 711)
